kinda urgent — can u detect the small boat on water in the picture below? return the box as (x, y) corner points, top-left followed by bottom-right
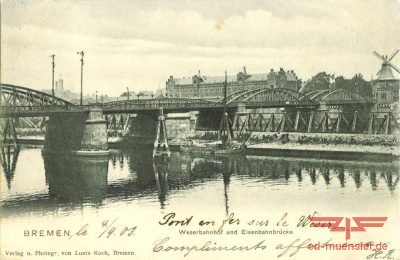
(180, 145), (192, 152)
(212, 140), (245, 154)
(214, 148), (243, 155)
(153, 149), (171, 157)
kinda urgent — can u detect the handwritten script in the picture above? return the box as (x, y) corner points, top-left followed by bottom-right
(71, 218), (137, 239)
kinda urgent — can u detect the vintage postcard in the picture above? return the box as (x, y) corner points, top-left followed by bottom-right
(0, 0), (399, 259)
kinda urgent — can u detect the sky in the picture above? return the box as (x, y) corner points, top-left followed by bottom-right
(1, 0), (400, 96)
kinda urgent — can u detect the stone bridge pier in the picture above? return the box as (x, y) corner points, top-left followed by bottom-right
(128, 110), (198, 145)
(127, 109), (232, 146)
(45, 107), (108, 153)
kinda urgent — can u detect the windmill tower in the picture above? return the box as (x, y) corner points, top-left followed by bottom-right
(372, 50), (400, 109)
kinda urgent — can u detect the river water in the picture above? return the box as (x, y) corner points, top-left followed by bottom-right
(0, 146), (399, 259)
(1, 146), (399, 217)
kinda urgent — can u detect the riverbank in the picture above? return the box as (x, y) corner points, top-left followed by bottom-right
(247, 142), (399, 155)
(13, 131), (400, 158)
(245, 132), (399, 155)
(190, 131), (400, 158)
(245, 142), (398, 161)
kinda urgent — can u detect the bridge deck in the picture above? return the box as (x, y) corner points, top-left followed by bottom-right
(0, 84), (376, 117)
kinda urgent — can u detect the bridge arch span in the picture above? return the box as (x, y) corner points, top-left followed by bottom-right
(313, 88), (366, 103)
(216, 89), (250, 103)
(226, 87), (313, 105)
(0, 83), (74, 107)
(300, 89), (330, 101)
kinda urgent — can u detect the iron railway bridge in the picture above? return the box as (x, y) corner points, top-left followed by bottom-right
(0, 83), (372, 115)
(0, 83), (397, 136)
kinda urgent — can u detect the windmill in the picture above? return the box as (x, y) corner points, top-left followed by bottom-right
(373, 49), (400, 80)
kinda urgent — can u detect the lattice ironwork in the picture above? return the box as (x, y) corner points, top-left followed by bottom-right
(106, 114), (132, 130)
(223, 87), (315, 105)
(0, 84), (75, 116)
(231, 111), (400, 134)
(0, 84), (73, 107)
(232, 112), (294, 134)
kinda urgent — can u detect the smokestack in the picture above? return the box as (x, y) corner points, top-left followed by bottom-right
(243, 66), (247, 74)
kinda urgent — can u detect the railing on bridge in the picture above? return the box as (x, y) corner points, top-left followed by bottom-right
(0, 98), (222, 116)
(101, 98), (220, 111)
(0, 104), (82, 117)
(244, 100), (318, 108)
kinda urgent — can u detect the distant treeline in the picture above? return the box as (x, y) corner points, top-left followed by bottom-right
(303, 72), (372, 97)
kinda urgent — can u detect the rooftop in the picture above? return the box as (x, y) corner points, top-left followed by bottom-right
(170, 68), (298, 86)
(377, 63), (398, 81)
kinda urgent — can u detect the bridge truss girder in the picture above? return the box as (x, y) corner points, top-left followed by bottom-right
(232, 111), (400, 135)
(221, 87), (316, 106)
(0, 84), (73, 107)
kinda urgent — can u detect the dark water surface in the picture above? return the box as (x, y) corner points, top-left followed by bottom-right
(1, 146), (399, 218)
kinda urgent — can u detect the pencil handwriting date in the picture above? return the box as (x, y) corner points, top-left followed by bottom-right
(71, 218), (137, 239)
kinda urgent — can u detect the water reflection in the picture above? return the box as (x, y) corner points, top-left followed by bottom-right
(107, 148), (157, 198)
(0, 145), (20, 189)
(222, 165), (232, 216)
(154, 155), (169, 208)
(43, 151), (108, 203)
(0, 146), (398, 217)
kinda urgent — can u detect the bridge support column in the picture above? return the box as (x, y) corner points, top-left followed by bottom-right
(307, 112), (314, 133)
(351, 111), (358, 133)
(321, 112), (329, 132)
(368, 113), (375, 134)
(165, 113), (193, 139)
(45, 114), (85, 151)
(267, 114), (276, 132)
(218, 111), (233, 142)
(153, 108), (170, 157)
(294, 112), (300, 131)
(279, 113), (287, 132)
(189, 111), (197, 131)
(45, 108), (108, 153)
(80, 107), (108, 151)
(385, 112), (391, 135)
(335, 112), (342, 133)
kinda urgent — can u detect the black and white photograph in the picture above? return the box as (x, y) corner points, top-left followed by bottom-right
(0, 0), (399, 259)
